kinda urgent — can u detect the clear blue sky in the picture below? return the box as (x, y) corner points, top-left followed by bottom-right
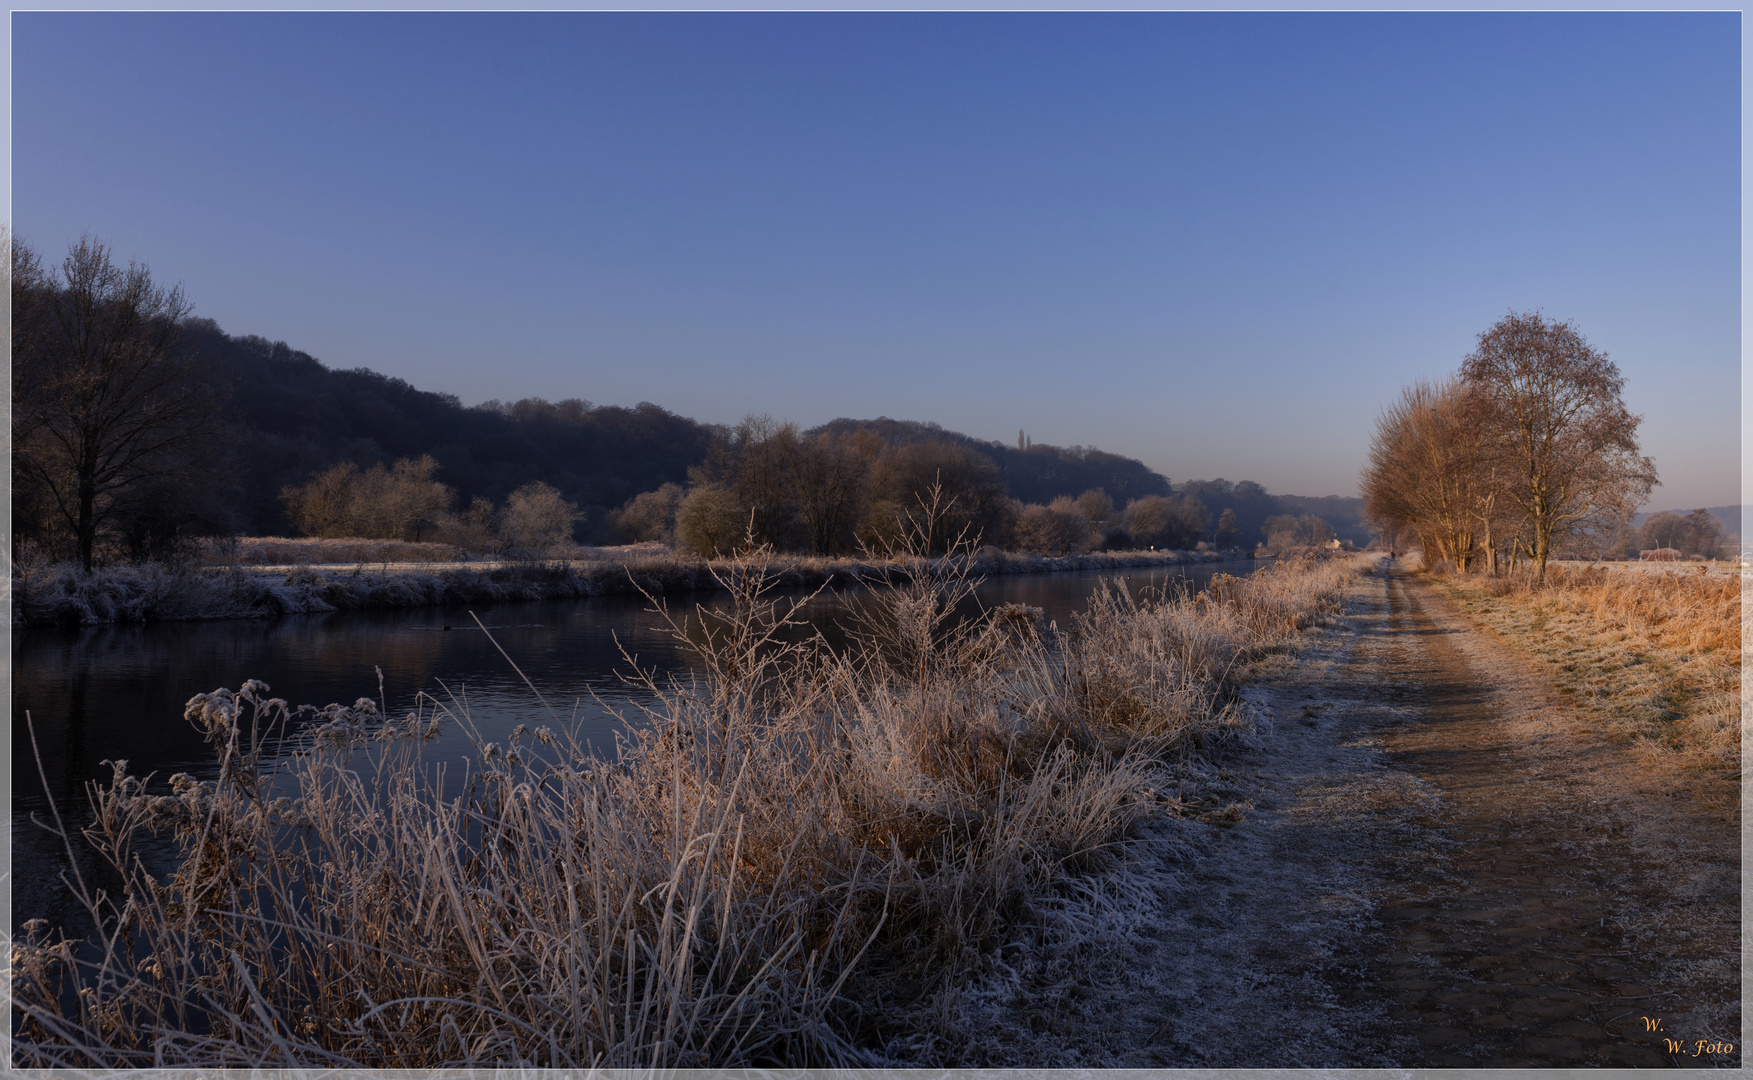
(11, 11), (1740, 507)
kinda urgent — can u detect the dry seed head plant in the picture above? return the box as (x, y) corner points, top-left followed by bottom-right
(11, 535), (1359, 1067)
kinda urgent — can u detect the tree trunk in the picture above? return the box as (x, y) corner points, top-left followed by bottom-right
(1528, 482), (1553, 582)
(76, 474), (97, 572)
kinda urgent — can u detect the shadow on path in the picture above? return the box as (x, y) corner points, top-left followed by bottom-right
(1335, 566), (1739, 1068)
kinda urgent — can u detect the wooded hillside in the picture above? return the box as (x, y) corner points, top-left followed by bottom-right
(12, 235), (1338, 558)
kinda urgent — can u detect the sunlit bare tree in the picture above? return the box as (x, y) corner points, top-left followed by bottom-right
(1460, 312), (1655, 580)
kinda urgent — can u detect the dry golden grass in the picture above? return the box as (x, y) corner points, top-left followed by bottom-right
(11, 542), (1357, 1068)
(1433, 563), (1741, 768)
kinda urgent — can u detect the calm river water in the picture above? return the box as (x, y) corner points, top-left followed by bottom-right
(12, 559), (1260, 930)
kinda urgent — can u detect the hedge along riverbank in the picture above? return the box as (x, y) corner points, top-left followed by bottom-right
(12, 547), (1252, 628)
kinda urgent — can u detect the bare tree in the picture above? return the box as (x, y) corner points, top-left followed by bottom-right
(792, 431), (873, 555)
(281, 462), (360, 538)
(1460, 312), (1656, 580)
(1683, 508), (1727, 559)
(1072, 487), (1114, 530)
(1361, 380), (1487, 570)
(724, 415), (805, 549)
(386, 455), (452, 542)
(498, 481), (581, 553)
(1214, 508), (1239, 548)
(614, 483), (686, 545)
(1013, 499), (1091, 555)
(12, 236), (223, 569)
(676, 483), (746, 556)
(436, 495), (500, 553)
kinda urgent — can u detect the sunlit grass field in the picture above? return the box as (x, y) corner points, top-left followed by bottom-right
(1433, 563), (1740, 771)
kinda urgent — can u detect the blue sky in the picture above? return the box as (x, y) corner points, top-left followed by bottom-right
(11, 11), (1740, 506)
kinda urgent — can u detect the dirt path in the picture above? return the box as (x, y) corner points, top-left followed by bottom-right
(1342, 567), (1739, 1068)
(938, 561), (1739, 1068)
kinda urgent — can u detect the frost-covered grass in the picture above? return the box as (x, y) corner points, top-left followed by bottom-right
(1432, 563), (1741, 768)
(196, 535), (471, 566)
(14, 542), (1245, 627)
(12, 556), (618, 627)
(10, 548), (1356, 1068)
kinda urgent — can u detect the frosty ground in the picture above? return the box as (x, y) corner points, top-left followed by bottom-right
(921, 561), (1740, 1068)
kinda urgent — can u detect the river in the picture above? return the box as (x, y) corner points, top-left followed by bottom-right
(12, 559), (1262, 931)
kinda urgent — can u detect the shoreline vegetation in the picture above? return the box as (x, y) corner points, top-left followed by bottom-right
(10, 543), (1366, 1067)
(12, 540), (1260, 629)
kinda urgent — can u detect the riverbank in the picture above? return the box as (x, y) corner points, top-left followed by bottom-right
(12, 552), (1360, 1068)
(12, 546), (1253, 628)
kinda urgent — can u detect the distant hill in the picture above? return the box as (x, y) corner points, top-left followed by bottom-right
(193, 320), (1348, 546)
(189, 321), (715, 538)
(201, 324), (1185, 540)
(811, 417), (1173, 507)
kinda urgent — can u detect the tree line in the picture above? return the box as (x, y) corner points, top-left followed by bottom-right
(605, 415), (1311, 557)
(1362, 311), (1661, 580)
(12, 232), (1338, 567)
(1628, 508), (1734, 560)
(271, 425), (1232, 558)
(277, 456), (585, 554)
(276, 412), (1339, 559)
(10, 234), (719, 566)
